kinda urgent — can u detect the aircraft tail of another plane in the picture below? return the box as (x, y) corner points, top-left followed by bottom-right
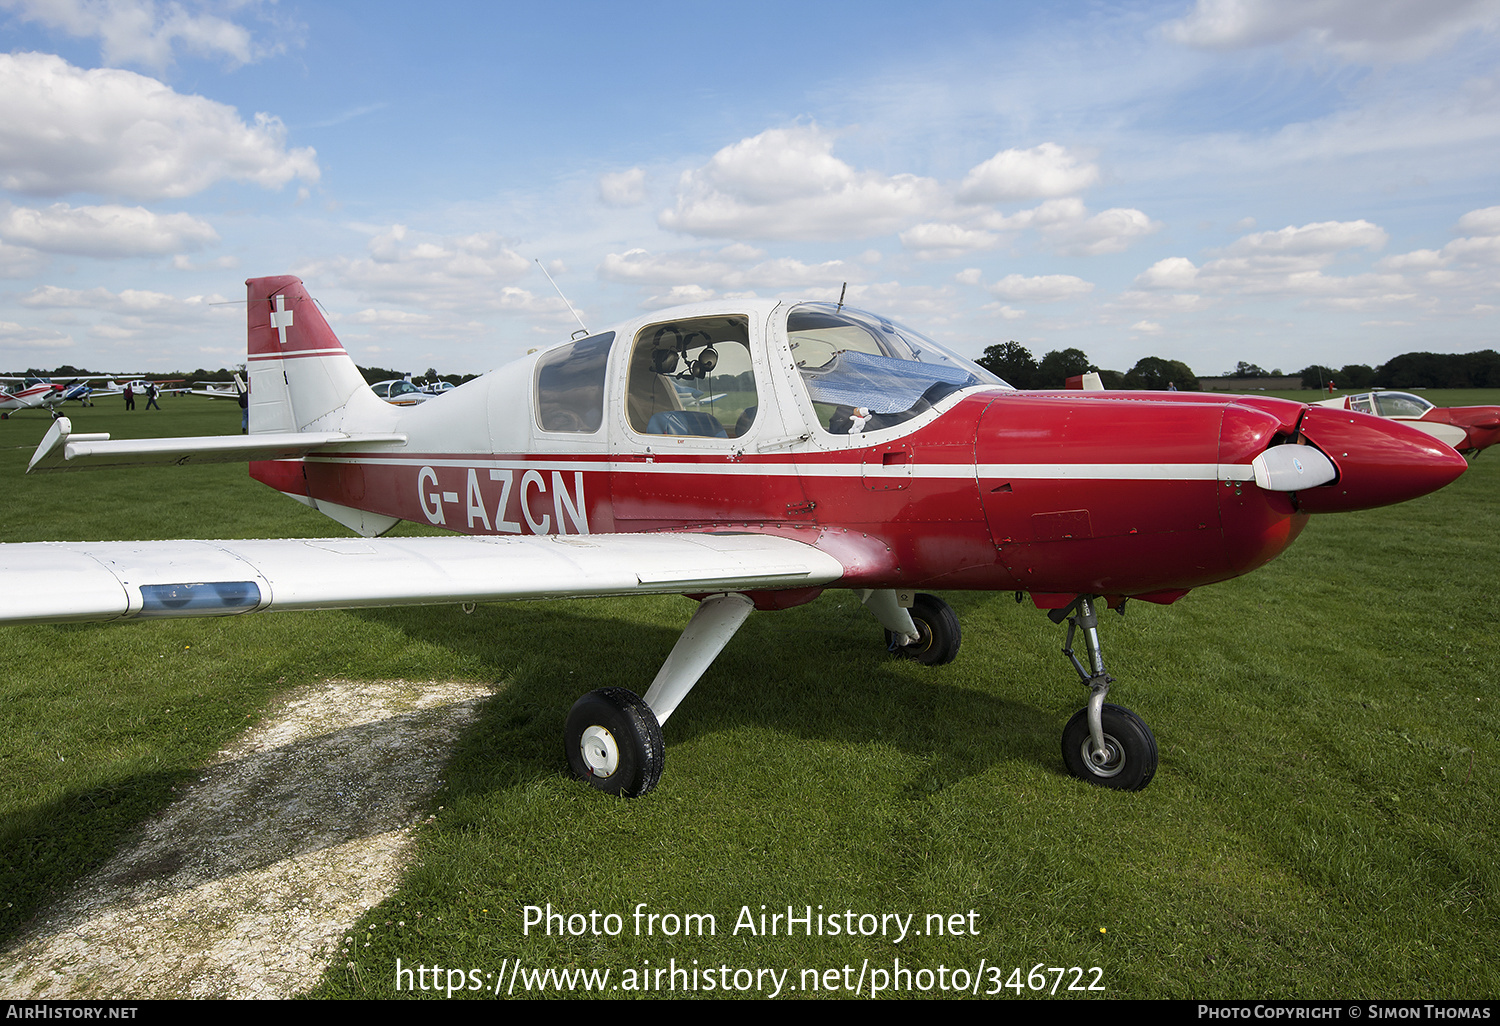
(246, 275), (387, 434)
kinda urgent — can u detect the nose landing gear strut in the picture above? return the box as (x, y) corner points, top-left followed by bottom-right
(1049, 595), (1159, 791)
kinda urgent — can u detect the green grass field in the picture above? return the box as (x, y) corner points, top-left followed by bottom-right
(1, 393), (1497, 999)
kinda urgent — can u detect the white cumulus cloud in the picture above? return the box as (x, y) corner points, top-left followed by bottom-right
(1378, 206), (1500, 271)
(1456, 205), (1500, 235)
(0, 0), (262, 68)
(315, 225), (558, 321)
(0, 238), (46, 277)
(0, 52), (318, 199)
(1046, 207), (1162, 256)
(1163, 0), (1500, 63)
(1135, 257), (1202, 290)
(957, 143), (1099, 203)
(0, 202), (218, 257)
(899, 222), (1001, 259)
(1132, 219), (1427, 308)
(641, 284), (718, 309)
(659, 125), (942, 240)
(599, 246), (851, 291)
(986, 273), (1095, 302)
(1225, 219), (1388, 255)
(0, 319), (73, 351)
(13, 283), (234, 347)
(599, 167), (647, 207)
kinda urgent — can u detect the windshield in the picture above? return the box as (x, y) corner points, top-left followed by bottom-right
(1374, 392), (1433, 417)
(788, 303), (1002, 433)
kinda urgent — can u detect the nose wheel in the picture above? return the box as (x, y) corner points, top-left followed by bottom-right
(564, 687), (665, 797)
(1049, 595), (1160, 791)
(1061, 703), (1157, 791)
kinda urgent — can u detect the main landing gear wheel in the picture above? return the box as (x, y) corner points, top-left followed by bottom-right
(1061, 703), (1158, 791)
(564, 687), (665, 797)
(885, 593), (961, 666)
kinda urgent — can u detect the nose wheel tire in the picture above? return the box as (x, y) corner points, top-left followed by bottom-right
(564, 687), (665, 797)
(1061, 703), (1158, 791)
(884, 593), (962, 666)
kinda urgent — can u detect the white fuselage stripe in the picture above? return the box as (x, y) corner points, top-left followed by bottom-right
(307, 454), (1256, 482)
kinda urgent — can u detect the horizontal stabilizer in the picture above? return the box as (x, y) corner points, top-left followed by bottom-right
(27, 417), (407, 473)
(0, 533), (845, 625)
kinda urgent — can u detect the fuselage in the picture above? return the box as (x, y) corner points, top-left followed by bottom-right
(250, 296), (1466, 607)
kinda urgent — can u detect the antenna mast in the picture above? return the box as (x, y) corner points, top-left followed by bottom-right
(536, 259), (590, 337)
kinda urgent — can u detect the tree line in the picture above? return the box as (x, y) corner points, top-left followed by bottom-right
(977, 342), (1199, 390)
(978, 343), (1500, 391)
(1298, 351), (1500, 390)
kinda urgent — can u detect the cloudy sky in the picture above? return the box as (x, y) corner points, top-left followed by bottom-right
(0, 0), (1496, 379)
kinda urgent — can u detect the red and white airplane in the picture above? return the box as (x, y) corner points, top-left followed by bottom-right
(0, 375), (125, 417)
(0, 377), (67, 418)
(1, 374), (150, 417)
(1312, 390), (1500, 458)
(2, 276), (1469, 795)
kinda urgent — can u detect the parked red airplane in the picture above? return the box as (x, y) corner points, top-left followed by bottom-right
(4, 276), (1469, 795)
(1312, 390), (1500, 458)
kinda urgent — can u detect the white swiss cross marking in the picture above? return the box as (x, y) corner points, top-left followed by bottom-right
(270, 294), (294, 345)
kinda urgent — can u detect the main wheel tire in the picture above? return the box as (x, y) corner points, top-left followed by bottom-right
(564, 687), (665, 797)
(885, 593), (961, 666)
(1061, 703), (1158, 791)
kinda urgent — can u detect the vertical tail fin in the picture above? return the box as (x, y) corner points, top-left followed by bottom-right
(246, 276), (375, 433)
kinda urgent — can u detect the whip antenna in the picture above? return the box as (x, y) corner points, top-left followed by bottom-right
(536, 259), (590, 338)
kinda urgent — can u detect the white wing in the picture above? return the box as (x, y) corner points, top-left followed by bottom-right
(0, 533), (846, 625)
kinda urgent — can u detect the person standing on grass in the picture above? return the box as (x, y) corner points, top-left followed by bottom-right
(145, 382), (160, 410)
(124, 382), (134, 410)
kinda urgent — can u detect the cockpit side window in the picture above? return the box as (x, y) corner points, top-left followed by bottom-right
(535, 331), (615, 433)
(626, 316), (757, 439)
(788, 303), (1001, 435)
